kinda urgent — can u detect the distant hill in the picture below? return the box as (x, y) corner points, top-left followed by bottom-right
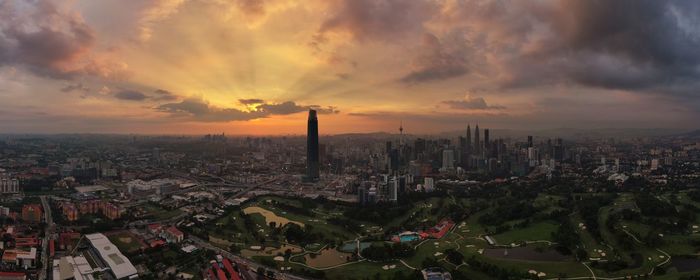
(682, 129), (700, 137)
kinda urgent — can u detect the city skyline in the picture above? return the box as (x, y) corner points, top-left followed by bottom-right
(1, 0), (700, 135)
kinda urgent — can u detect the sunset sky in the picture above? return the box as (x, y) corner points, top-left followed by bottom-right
(1, 0), (699, 135)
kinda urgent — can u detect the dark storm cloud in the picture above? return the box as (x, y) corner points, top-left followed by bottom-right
(157, 99), (338, 122)
(157, 98), (263, 122)
(311, 0), (437, 50)
(309, 105), (340, 114)
(114, 90), (148, 101)
(487, 0), (700, 100)
(238, 98), (265, 105)
(109, 88), (180, 102)
(0, 0), (96, 79)
(255, 101), (306, 115)
(153, 89), (178, 101)
(441, 96), (505, 110)
(254, 101), (339, 115)
(312, 0), (700, 102)
(400, 33), (471, 84)
(60, 83), (90, 93)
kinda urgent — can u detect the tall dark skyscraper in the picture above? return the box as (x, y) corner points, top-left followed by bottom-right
(306, 109), (319, 181)
(484, 129), (490, 149)
(527, 135), (533, 148)
(474, 124), (481, 155)
(466, 124), (472, 152)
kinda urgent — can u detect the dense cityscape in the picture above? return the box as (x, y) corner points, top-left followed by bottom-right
(3, 0), (700, 279)
(0, 109), (698, 280)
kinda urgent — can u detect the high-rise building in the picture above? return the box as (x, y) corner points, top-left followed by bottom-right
(474, 124), (481, 155)
(389, 149), (400, 173)
(651, 159), (659, 170)
(424, 177), (434, 192)
(466, 124), (472, 152)
(527, 136), (533, 148)
(442, 149), (455, 170)
(484, 129), (490, 152)
(388, 177), (398, 202)
(357, 184), (368, 205)
(306, 110), (319, 181)
(0, 175), (20, 194)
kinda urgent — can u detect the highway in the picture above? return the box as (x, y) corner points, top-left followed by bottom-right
(39, 196), (54, 280)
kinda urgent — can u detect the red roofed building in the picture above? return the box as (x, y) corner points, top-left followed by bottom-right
(0, 271), (26, 280)
(162, 226), (184, 243)
(14, 237), (39, 248)
(21, 204), (42, 223)
(215, 266), (227, 280)
(206, 269), (216, 280)
(147, 223), (163, 235)
(49, 239), (55, 257)
(149, 239), (166, 248)
(222, 258), (240, 280)
(426, 220), (454, 239)
(59, 232), (81, 251)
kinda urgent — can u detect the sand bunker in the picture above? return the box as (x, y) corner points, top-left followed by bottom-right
(243, 206), (304, 228)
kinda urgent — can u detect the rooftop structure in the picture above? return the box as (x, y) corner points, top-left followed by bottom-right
(0, 272), (26, 280)
(52, 255), (96, 280)
(1, 248), (37, 269)
(85, 233), (138, 279)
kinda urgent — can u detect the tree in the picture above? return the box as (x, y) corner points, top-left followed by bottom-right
(445, 249), (464, 265)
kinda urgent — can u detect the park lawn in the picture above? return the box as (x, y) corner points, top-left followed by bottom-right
(533, 194), (565, 208)
(454, 234), (489, 254)
(382, 197), (440, 231)
(571, 214), (608, 259)
(461, 208), (490, 238)
(472, 253), (592, 278)
(621, 220), (652, 238)
(491, 221), (558, 245)
(661, 234), (700, 255)
(674, 191), (700, 208)
(402, 233), (461, 268)
(655, 267), (700, 280)
(677, 191), (700, 208)
(250, 203), (358, 242)
(614, 193), (639, 209)
(322, 260), (414, 280)
(597, 205), (633, 262)
(587, 205), (670, 278)
(207, 208), (272, 247)
(143, 204), (182, 220)
(209, 200), (359, 255)
(108, 231), (144, 253)
(454, 265), (501, 280)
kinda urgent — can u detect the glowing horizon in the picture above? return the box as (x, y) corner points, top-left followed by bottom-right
(1, 0), (699, 134)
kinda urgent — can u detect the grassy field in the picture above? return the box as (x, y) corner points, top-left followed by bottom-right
(199, 193), (700, 279)
(207, 195), (362, 254)
(491, 221), (558, 245)
(143, 204), (182, 220)
(107, 231), (146, 253)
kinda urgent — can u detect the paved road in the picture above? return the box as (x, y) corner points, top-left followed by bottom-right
(39, 196), (54, 280)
